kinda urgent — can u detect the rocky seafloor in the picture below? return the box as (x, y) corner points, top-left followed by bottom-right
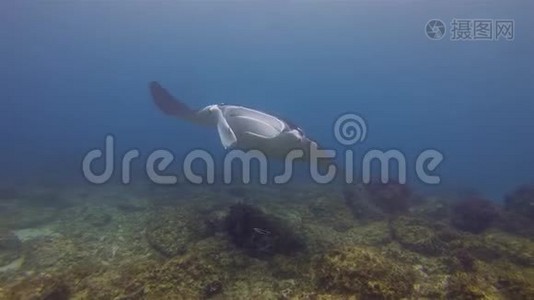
(0, 182), (533, 299)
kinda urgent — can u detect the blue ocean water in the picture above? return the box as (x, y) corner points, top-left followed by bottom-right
(1, 1), (533, 199)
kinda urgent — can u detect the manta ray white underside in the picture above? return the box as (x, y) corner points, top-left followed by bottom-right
(149, 81), (318, 159)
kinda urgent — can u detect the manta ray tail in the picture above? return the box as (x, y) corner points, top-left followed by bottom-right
(149, 81), (194, 118)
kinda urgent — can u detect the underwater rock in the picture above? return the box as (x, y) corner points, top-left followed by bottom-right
(0, 229), (22, 267)
(84, 211), (112, 227)
(202, 280), (223, 298)
(313, 246), (416, 298)
(145, 214), (191, 257)
(496, 211), (534, 237)
(224, 203), (305, 258)
(343, 182), (414, 220)
(410, 196), (451, 220)
(454, 248), (476, 271)
(113, 286), (146, 300)
(446, 272), (499, 299)
(22, 235), (82, 269)
(451, 197), (499, 234)
(342, 184), (386, 220)
(204, 209), (229, 234)
(145, 207), (213, 258)
(504, 184), (534, 220)
(456, 231), (534, 266)
(0, 206), (59, 229)
(347, 221), (392, 246)
(135, 240), (229, 299)
(5, 273), (70, 300)
(307, 195), (354, 232)
(390, 216), (450, 256)
(446, 247), (477, 272)
(495, 271), (534, 299)
(365, 181), (413, 214)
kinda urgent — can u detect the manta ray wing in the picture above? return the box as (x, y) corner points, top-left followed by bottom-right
(149, 81), (195, 118)
(213, 106), (238, 149)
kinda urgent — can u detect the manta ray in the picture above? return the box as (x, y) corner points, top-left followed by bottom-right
(149, 81), (330, 163)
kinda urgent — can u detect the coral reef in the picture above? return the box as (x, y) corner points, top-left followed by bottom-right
(343, 182), (414, 221)
(313, 246), (416, 298)
(497, 211), (534, 237)
(135, 242), (228, 299)
(4, 273), (71, 300)
(505, 184), (534, 220)
(307, 193), (355, 232)
(446, 272), (500, 299)
(0, 183), (533, 299)
(365, 181), (414, 214)
(451, 247), (477, 271)
(456, 231), (534, 266)
(451, 197), (499, 233)
(494, 268), (534, 299)
(390, 216), (452, 256)
(343, 183), (386, 220)
(145, 207), (213, 258)
(224, 203), (305, 258)
(410, 196), (451, 220)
